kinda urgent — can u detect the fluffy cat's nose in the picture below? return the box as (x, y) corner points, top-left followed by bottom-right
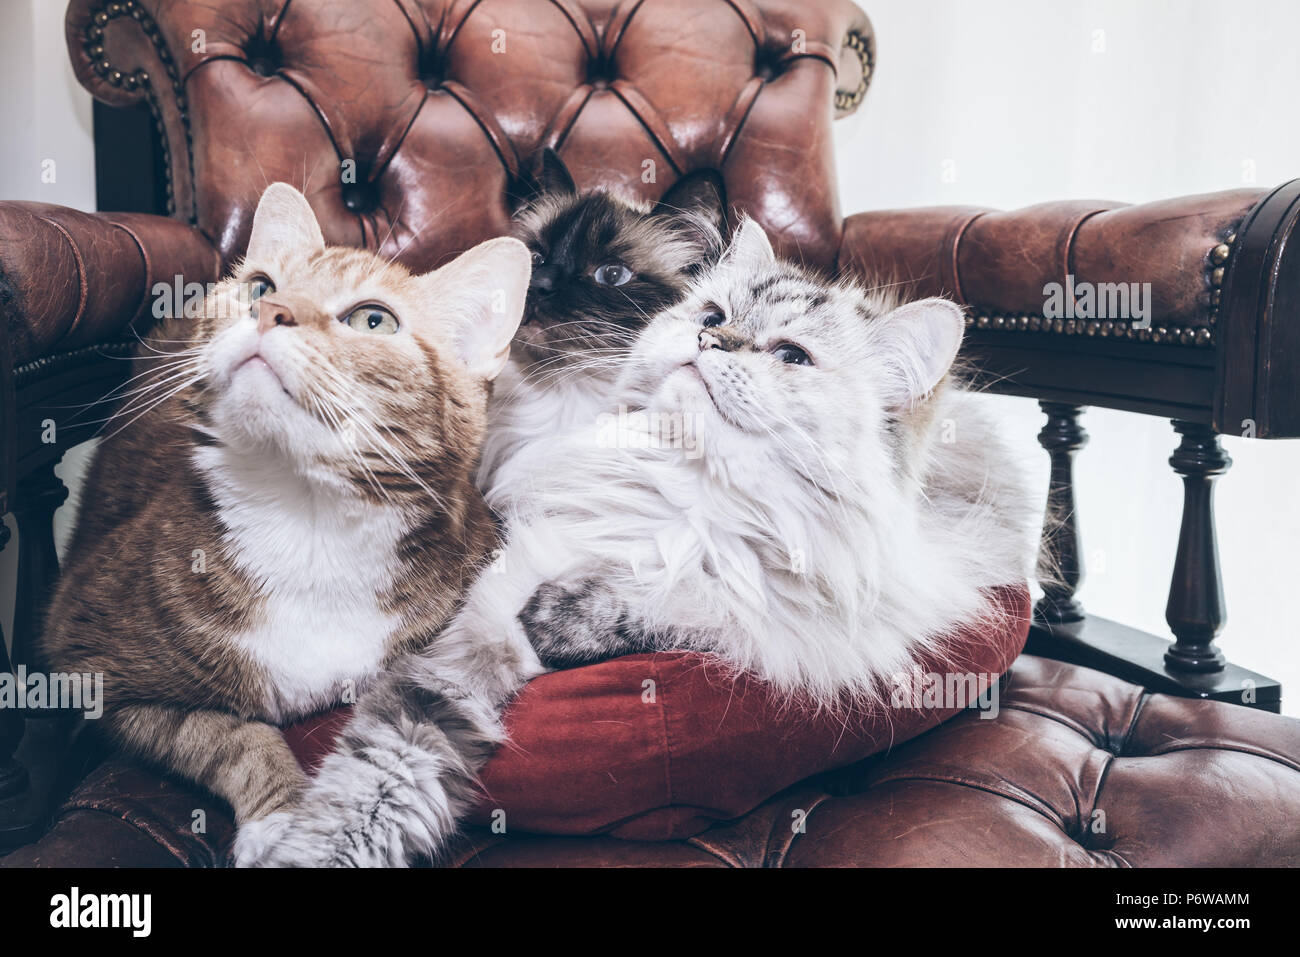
(698, 327), (745, 353)
(529, 266), (558, 296)
(253, 299), (298, 334)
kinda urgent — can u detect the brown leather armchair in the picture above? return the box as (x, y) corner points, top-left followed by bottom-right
(2, 0), (1298, 866)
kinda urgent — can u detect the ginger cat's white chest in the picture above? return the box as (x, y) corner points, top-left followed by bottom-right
(197, 449), (407, 724)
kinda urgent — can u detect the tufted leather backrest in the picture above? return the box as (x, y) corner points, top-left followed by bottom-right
(67, 0), (874, 273)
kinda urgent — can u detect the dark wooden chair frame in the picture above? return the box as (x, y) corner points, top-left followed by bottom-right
(1, 107), (1296, 851)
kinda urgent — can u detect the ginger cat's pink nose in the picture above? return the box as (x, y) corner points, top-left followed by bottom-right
(254, 299), (298, 334)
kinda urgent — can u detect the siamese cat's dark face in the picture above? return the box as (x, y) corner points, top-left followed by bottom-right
(510, 149), (727, 371)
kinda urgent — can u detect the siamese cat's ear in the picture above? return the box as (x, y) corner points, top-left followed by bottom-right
(721, 216), (775, 271)
(422, 237), (531, 382)
(654, 169), (727, 232)
(872, 297), (966, 411)
(536, 147), (577, 197)
(654, 169), (727, 262)
(246, 183), (324, 261)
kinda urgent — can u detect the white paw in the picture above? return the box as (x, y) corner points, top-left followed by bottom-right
(232, 803), (406, 868)
(231, 810), (295, 868)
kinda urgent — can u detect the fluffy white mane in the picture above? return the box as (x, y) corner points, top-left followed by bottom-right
(476, 219), (1037, 709)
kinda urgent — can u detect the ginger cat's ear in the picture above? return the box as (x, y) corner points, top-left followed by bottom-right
(246, 183), (325, 261)
(422, 237), (531, 382)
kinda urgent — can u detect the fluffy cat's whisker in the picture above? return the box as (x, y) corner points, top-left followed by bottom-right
(102, 357), (206, 405)
(368, 192), (412, 273)
(750, 416), (868, 571)
(127, 335), (205, 358)
(307, 391), (391, 504)
(132, 335), (207, 346)
(523, 332), (637, 349)
(308, 366), (448, 510)
(544, 317), (638, 335)
(765, 408), (869, 504)
(375, 196), (457, 274)
(520, 350), (631, 384)
(239, 130), (273, 197)
(73, 377), (206, 432)
(102, 353), (206, 408)
(505, 354), (629, 399)
(47, 355), (205, 417)
(100, 372), (206, 442)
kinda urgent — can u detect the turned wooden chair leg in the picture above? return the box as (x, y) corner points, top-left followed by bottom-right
(1164, 421), (1229, 673)
(0, 522), (29, 803)
(1, 460), (74, 850)
(1035, 402), (1088, 624)
(11, 462), (68, 674)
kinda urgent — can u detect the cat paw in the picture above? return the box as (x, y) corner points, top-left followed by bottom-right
(232, 803), (405, 868)
(230, 810), (296, 868)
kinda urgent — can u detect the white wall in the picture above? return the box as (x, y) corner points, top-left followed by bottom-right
(834, 0), (1300, 713)
(2, 0), (1297, 713)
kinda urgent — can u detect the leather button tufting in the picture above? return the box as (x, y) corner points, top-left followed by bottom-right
(419, 51), (442, 90)
(586, 55), (616, 87)
(754, 46), (785, 82)
(340, 183), (376, 214)
(245, 35), (280, 77)
(66, 0), (874, 271)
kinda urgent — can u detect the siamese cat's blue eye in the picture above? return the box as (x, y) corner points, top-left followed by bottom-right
(248, 277), (274, 300)
(593, 263), (632, 286)
(343, 306), (399, 335)
(700, 309), (725, 328)
(771, 342), (812, 366)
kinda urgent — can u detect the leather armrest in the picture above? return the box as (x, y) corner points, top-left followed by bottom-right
(838, 183), (1300, 436)
(837, 188), (1266, 338)
(0, 203), (220, 367)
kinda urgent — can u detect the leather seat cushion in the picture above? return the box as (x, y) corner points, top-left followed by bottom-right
(283, 585), (1030, 841)
(8, 644), (1297, 867)
(440, 653), (1300, 867)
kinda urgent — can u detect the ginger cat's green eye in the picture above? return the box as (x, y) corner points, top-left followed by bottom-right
(343, 306), (399, 335)
(248, 276), (274, 300)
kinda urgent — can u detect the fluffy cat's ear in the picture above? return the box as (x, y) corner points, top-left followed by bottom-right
(654, 170), (727, 263)
(721, 216), (776, 270)
(537, 147), (577, 197)
(423, 237), (531, 382)
(246, 183), (324, 261)
(654, 170), (727, 231)
(873, 297), (966, 410)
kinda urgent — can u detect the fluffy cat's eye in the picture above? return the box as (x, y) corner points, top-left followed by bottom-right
(699, 309), (725, 328)
(771, 342), (813, 366)
(343, 306), (400, 335)
(531, 250), (545, 266)
(247, 276), (275, 300)
(592, 263), (632, 286)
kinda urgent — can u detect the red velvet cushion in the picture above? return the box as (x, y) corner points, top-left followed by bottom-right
(283, 585), (1030, 841)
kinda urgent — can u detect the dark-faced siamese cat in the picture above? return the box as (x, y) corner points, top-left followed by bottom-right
(479, 148), (728, 501)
